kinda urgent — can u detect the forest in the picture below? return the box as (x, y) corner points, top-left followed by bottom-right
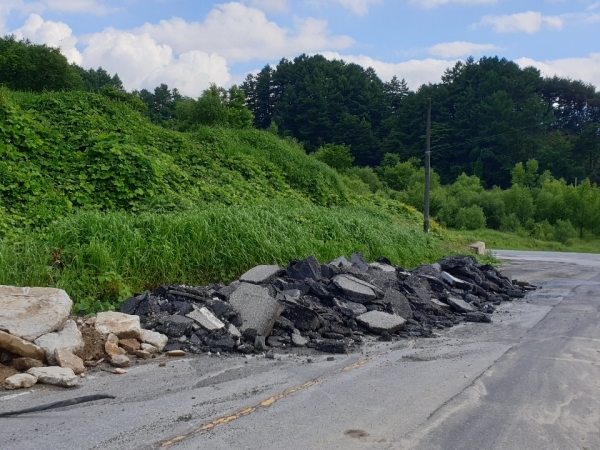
(2, 35), (600, 244)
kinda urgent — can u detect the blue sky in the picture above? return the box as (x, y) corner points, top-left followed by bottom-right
(2, 0), (599, 96)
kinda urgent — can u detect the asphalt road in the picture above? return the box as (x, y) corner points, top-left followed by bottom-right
(1, 250), (598, 450)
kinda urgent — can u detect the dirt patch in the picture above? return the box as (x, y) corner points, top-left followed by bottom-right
(0, 363), (18, 386)
(75, 325), (107, 362)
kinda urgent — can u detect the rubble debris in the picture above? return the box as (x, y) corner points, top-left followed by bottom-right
(109, 355), (130, 368)
(11, 357), (45, 371)
(0, 330), (46, 361)
(95, 312), (141, 339)
(356, 311), (406, 334)
(0, 286), (72, 342)
(113, 254), (527, 357)
(27, 366), (78, 387)
(5, 373), (38, 390)
(54, 349), (85, 375)
(34, 320), (84, 365)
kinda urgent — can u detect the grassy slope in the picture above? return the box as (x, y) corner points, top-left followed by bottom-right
(0, 89), (456, 312)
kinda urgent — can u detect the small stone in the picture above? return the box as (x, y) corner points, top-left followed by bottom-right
(11, 357), (45, 371)
(186, 306), (225, 331)
(110, 354), (131, 368)
(228, 324), (242, 338)
(105, 341), (125, 358)
(119, 338), (141, 354)
(133, 350), (152, 359)
(139, 329), (168, 351)
(54, 349), (85, 375)
(291, 333), (309, 347)
(80, 373), (86, 378)
(114, 368), (128, 374)
(95, 312), (141, 339)
(158, 362), (167, 367)
(140, 343), (158, 353)
(327, 356), (335, 361)
(5, 373), (38, 390)
(166, 350), (186, 357)
(27, 366), (78, 387)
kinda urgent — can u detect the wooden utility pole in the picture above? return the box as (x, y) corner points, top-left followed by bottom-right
(424, 98), (431, 233)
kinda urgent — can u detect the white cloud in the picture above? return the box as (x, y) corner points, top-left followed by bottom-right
(517, 53), (600, 89)
(134, 3), (354, 63)
(80, 29), (231, 96)
(478, 11), (564, 33)
(428, 41), (501, 58)
(409, 0), (497, 9)
(241, 0), (289, 12)
(321, 52), (457, 89)
(11, 13), (82, 63)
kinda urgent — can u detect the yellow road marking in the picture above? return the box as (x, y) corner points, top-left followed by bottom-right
(158, 355), (379, 448)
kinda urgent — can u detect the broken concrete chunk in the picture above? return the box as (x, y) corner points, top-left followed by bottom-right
(314, 339), (350, 354)
(5, 373), (38, 390)
(369, 262), (396, 272)
(140, 343), (158, 353)
(157, 315), (194, 338)
(229, 283), (283, 336)
(34, 320), (83, 365)
(333, 298), (368, 317)
(239, 265), (282, 284)
(95, 312), (141, 339)
(291, 332), (309, 347)
(0, 286), (73, 342)
(469, 241), (486, 255)
(333, 275), (377, 303)
(110, 354), (131, 368)
(139, 329), (168, 351)
(328, 256), (353, 269)
(356, 311), (406, 334)
(0, 330), (46, 361)
(228, 324), (242, 339)
(286, 255), (322, 281)
(446, 296), (474, 313)
(441, 271), (471, 288)
(54, 349), (85, 375)
(382, 289), (413, 319)
(465, 312), (492, 323)
(119, 338), (141, 354)
(430, 298), (451, 311)
(283, 304), (320, 331)
(27, 366), (78, 387)
(350, 252), (369, 272)
(186, 306), (225, 331)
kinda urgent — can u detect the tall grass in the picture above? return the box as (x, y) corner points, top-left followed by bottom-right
(0, 203), (448, 313)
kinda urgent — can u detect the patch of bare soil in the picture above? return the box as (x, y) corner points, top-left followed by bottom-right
(75, 325), (107, 362)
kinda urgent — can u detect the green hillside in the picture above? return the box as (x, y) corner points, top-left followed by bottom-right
(0, 89), (448, 312)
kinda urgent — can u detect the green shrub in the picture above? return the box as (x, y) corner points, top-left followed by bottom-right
(500, 213), (521, 232)
(554, 219), (577, 244)
(455, 205), (486, 230)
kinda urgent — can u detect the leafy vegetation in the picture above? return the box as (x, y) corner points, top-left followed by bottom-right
(0, 204), (448, 313)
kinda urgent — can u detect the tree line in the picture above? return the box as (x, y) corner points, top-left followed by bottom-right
(2, 35), (600, 240)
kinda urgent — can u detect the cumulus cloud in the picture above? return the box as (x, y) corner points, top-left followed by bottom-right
(428, 41), (501, 58)
(134, 3), (353, 63)
(321, 52), (457, 89)
(477, 11), (564, 33)
(80, 29), (231, 96)
(517, 53), (600, 89)
(11, 13), (82, 63)
(409, 0), (497, 9)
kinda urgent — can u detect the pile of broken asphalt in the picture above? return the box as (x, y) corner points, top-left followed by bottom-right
(120, 253), (530, 356)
